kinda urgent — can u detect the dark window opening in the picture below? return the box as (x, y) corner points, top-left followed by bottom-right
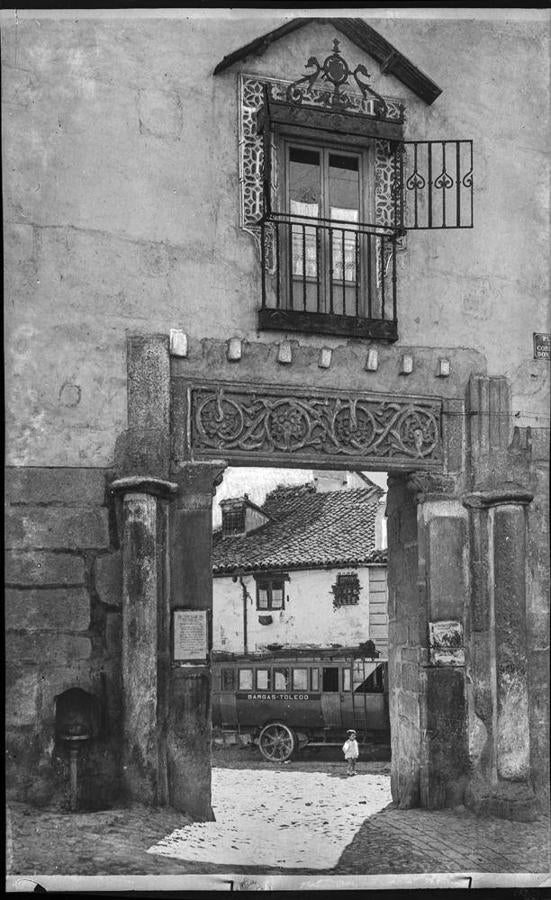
(221, 668), (236, 692)
(322, 667), (339, 692)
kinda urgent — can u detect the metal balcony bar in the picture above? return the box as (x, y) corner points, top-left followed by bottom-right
(259, 213), (398, 341)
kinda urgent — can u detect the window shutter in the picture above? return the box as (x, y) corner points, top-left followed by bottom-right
(400, 140), (473, 230)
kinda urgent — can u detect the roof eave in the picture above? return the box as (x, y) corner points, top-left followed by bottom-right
(213, 16), (442, 106)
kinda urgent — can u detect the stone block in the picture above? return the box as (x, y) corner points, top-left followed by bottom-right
(95, 551), (122, 607)
(8, 634), (92, 665)
(5, 551), (85, 586)
(5, 588), (90, 632)
(127, 334), (170, 433)
(5, 671), (39, 726)
(402, 662), (421, 693)
(105, 611), (122, 655)
(5, 467), (107, 506)
(5, 506), (110, 550)
(427, 516), (467, 620)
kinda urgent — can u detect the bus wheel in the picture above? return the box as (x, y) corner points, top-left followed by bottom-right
(258, 722), (296, 763)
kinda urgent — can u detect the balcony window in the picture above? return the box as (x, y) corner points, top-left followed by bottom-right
(260, 135), (399, 340)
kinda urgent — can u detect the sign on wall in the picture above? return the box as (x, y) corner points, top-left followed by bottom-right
(428, 620), (464, 666)
(533, 333), (550, 360)
(173, 609), (208, 664)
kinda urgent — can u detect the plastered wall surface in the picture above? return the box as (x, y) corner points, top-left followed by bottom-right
(2, 12), (549, 468)
(213, 565), (388, 654)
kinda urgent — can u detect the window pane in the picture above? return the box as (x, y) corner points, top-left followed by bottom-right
(329, 153), (359, 214)
(293, 668), (308, 690)
(329, 154), (360, 285)
(311, 668), (319, 691)
(290, 147), (320, 281)
(221, 668), (235, 691)
(238, 669), (253, 690)
(271, 582), (284, 609)
(257, 586), (269, 609)
(343, 668), (351, 691)
(274, 667), (290, 691)
(290, 147), (321, 207)
(256, 669), (270, 690)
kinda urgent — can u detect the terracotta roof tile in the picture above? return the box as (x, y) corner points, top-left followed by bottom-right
(212, 484), (386, 574)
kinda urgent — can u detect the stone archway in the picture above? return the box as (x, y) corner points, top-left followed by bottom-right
(111, 335), (537, 822)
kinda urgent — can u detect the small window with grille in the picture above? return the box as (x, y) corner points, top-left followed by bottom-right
(222, 505), (246, 536)
(332, 572), (361, 608)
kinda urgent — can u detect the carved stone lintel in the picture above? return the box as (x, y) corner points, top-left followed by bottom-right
(462, 482), (534, 510)
(187, 382), (443, 469)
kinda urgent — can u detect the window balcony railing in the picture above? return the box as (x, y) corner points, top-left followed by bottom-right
(259, 213), (399, 341)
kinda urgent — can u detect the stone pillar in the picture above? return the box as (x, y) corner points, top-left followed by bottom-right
(410, 474), (470, 810)
(463, 485), (536, 820)
(387, 472), (470, 811)
(386, 474), (423, 809)
(110, 476), (177, 805)
(166, 461), (226, 820)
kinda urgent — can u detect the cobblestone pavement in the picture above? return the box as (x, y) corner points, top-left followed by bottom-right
(7, 758), (550, 881)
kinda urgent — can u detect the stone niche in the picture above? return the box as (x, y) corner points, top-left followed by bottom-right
(54, 687), (119, 811)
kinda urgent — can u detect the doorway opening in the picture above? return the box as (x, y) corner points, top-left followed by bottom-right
(210, 464), (390, 765)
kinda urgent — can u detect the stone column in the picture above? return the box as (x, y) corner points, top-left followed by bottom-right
(110, 476), (177, 805)
(409, 474), (470, 810)
(463, 485), (536, 820)
(166, 461), (226, 820)
(387, 472), (470, 811)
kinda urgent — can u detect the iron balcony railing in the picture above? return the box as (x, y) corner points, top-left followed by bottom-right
(259, 212), (399, 341)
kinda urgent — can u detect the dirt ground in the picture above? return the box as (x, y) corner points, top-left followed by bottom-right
(6, 751), (550, 884)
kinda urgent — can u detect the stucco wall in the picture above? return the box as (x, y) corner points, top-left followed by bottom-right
(212, 564), (388, 653)
(2, 11), (549, 468)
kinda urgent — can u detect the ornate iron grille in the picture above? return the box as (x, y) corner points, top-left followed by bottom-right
(332, 572), (362, 608)
(402, 140), (473, 229)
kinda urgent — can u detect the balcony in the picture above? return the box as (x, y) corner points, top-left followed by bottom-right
(260, 213), (399, 341)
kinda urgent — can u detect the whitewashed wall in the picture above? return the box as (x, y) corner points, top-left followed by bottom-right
(213, 564), (388, 654)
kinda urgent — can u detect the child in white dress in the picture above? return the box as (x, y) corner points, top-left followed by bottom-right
(342, 729), (359, 776)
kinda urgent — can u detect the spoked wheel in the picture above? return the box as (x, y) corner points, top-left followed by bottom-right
(258, 722), (296, 762)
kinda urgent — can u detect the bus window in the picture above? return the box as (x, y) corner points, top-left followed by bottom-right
(343, 668), (351, 691)
(273, 667), (290, 691)
(322, 667), (339, 692)
(238, 669), (253, 690)
(311, 668), (319, 691)
(353, 662), (384, 693)
(221, 668), (235, 691)
(256, 668), (271, 690)
(292, 668), (308, 691)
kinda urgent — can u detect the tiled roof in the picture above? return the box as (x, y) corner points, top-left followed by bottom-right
(212, 483), (387, 574)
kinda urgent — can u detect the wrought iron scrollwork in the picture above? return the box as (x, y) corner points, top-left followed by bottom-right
(190, 385), (442, 465)
(286, 39), (389, 119)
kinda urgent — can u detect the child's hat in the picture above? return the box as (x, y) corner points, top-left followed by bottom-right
(347, 729), (356, 734)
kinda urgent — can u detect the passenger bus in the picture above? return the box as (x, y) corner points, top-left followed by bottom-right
(212, 646), (389, 762)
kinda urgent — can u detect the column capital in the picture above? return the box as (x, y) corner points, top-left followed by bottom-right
(406, 472), (458, 503)
(172, 460), (227, 502)
(462, 482), (533, 510)
(110, 475), (179, 500)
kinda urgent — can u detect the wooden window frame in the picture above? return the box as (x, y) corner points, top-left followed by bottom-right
(275, 132), (376, 317)
(255, 574), (287, 611)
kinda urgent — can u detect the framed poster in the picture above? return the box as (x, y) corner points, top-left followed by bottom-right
(173, 609), (208, 664)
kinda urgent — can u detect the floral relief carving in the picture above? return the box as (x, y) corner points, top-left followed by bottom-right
(190, 385), (442, 464)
